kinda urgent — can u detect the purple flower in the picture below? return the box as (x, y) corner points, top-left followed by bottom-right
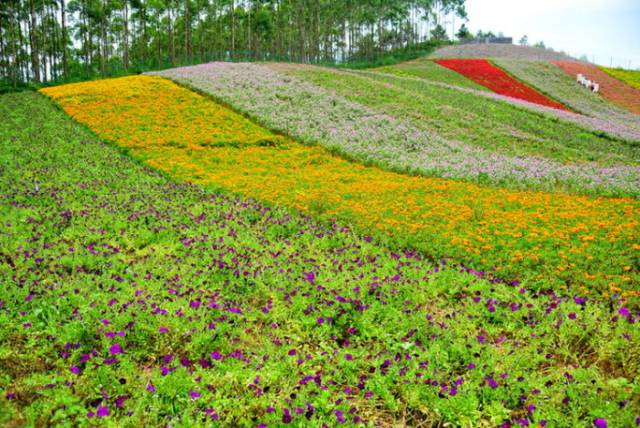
(619, 307), (630, 317)
(146, 383), (156, 393)
(303, 272), (315, 284)
(70, 366), (81, 374)
(345, 354), (353, 361)
(189, 390), (201, 400)
(109, 343), (123, 355)
(159, 327), (169, 333)
(574, 297), (586, 306)
(594, 418), (607, 428)
(210, 351), (223, 360)
(96, 406), (110, 417)
(288, 349), (297, 356)
(335, 410), (346, 423)
(115, 396), (128, 408)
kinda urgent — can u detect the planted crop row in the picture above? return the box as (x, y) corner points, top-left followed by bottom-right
(153, 63), (640, 197)
(494, 60), (640, 131)
(553, 61), (640, 115)
(434, 59), (569, 110)
(40, 75), (640, 296)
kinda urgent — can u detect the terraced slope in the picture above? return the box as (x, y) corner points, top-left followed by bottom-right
(495, 59), (640, 130)
(3, 92), (639, 428)
(600, 66), (640, 90)
(553, 61), (640, 115)
(430, 43), (578, 61)
(40, 75), (640, 296)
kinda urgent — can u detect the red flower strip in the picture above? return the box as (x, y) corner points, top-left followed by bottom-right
(435, 59), (568, 110)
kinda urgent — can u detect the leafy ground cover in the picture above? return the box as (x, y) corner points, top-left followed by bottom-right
(372, 58), (489, 91)
(553, 61), (640, 115)
(434, 59), (568, 110)
(152, 63), (640, 197)
(3, 89), (640, 428)
(494, 60), (640, 131)
(40, 75), (640, 297)
(600, 67), (640, 90)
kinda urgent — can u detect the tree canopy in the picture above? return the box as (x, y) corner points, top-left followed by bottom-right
(0, 0), (467, 86)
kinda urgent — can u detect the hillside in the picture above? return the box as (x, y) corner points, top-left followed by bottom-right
(2, 46), (640, 427)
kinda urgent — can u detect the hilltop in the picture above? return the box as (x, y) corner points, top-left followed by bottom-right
(430, 43), (579, 61)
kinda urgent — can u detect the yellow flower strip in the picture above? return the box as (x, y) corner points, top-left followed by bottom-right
(40, 75), (640, 296)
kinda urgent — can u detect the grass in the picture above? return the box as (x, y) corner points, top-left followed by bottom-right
(282, 65), (640, 166)
(2, 91), (640, 428)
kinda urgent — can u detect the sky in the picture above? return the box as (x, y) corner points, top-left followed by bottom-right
(461, 0), (640, 69)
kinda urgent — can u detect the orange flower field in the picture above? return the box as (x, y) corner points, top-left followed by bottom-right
(41, 75), (640, 296)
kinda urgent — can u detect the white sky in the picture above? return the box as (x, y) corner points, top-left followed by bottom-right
(462, 0), (640, 69)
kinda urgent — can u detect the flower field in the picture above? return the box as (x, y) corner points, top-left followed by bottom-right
(372, 58), (489, 91)
(434, 59), (569, 110)
(553, 61), (640, 115)
(494, 60), (640, 132)
(39, 75), (640, 298)
(153, 63), (640, 197)
(2, 90), (640, 428)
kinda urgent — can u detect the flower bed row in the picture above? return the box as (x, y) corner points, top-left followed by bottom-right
(40, 76), (640, 297)
(2, 91), (639, 428)
(553, 61), (640, 115)
(152, 62), (640, 197)
(494, 59), (640, 132)
(435, 59), (569, 110)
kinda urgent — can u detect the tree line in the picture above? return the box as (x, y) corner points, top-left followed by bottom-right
(0, 0), (467, 86)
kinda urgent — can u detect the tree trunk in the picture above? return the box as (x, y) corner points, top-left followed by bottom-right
(100, 2), (107, 76)
(231, 0), (235, 59)
(169, 1), (175, 65)
(184, 0), (191, 62)
(28, 0), (40, 82)
(61, 0), (68, 79)
(123, 0), (129, 71)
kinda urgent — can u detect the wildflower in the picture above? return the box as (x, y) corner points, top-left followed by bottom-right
(594, 419), (607, 428)
(96, 406), (110, 417)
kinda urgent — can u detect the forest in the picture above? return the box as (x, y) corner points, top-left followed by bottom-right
(0, 0), (467, 86)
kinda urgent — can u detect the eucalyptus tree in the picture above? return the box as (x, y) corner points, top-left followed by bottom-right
(1, 0), (467, 85)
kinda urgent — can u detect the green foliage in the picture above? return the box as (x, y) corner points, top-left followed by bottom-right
(430, 24), (449, 42)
